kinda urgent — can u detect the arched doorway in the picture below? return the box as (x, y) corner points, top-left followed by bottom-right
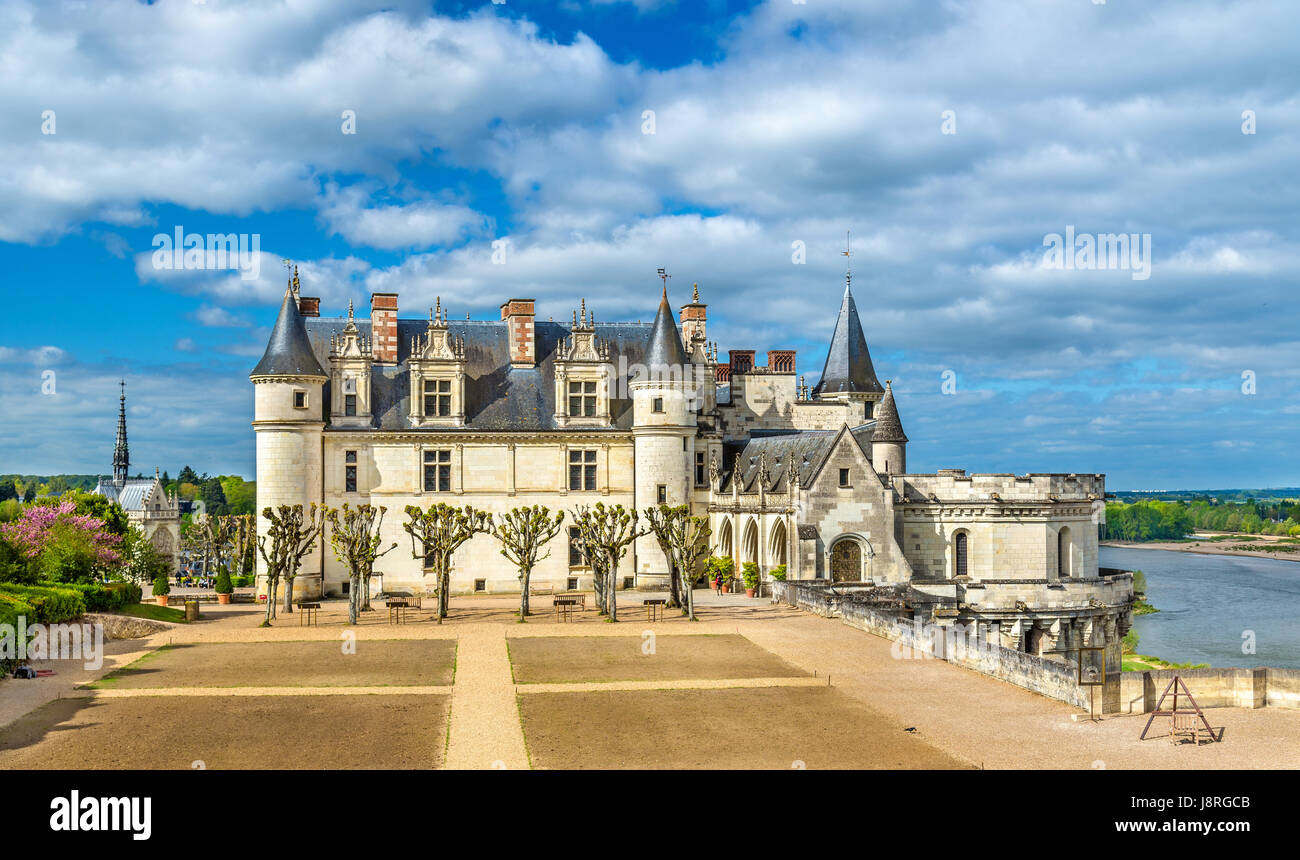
(830, 539), (862, 582)
(769, 521), (788, 571)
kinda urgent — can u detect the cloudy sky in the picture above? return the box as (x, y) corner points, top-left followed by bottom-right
(0, 0), (1296, 489)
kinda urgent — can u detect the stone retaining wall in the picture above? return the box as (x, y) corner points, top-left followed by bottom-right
(1119, 667), (1300, 712)
(773, 580), (1094, 710)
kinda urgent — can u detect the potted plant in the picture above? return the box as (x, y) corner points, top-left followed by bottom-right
(214, 569), (233, 604)
(769, 564), (788, 581)
(706, 555), (734, 592)
(152, 572), (171, 606)
(742, 562), (760, 598)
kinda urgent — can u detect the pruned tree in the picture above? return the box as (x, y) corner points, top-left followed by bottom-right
(188, 514), (235, 587)
(327, 504), (397, 625)
(403, 503), (492, 624)
(257, 503), (327, 626)
(489, 506), (565, 620)
(644, 504), (713, 621)
(570, 503), (647, 622)
(229, 513), (256, 580)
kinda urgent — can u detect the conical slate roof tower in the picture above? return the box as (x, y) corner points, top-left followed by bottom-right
(251, 284), (327, 378)
(813, 284), (884, 397)
(644, 286), (687, 369)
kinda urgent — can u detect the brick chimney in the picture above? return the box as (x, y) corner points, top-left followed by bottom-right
(370, 293), (398, 364)
(766, 350), (796, 374)
(297, 296), (320, 317)
(500, 299), (536, 367)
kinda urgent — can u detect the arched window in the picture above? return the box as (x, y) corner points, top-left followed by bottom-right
(1058, 527), (1072, 578)
(955, 532), (968, 578)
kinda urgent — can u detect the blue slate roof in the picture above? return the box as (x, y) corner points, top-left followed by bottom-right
(302, 316), (655, 432)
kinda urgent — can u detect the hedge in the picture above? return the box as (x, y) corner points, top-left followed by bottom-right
(0, 584), (86, 624)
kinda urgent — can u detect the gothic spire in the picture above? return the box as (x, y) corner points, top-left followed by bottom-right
(113, 380), (129, 487)
(813, 283), (884, 397)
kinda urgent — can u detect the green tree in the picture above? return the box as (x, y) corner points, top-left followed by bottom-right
(643, 504), (712, 620)
(328, 504), (396, 625)
(569, 503), (647, 622)
(489, 505), (565, 620)
(403, 503), (492, 623)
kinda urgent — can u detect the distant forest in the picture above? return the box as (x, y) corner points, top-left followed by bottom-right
(0, 468), (255, 517)
(1105, 497), (1300, 541)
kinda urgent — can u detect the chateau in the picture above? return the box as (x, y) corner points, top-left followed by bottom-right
(252, 268), (1134, 668)
(92, 383), (182, 573)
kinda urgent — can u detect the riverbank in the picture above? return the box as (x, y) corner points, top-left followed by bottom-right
(1102, 531), (1300, 563)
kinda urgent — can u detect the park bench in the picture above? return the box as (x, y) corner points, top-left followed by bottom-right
(296, 601), (320, 626)
(559, 592), (586, 612)
(529, 583), (554, 597)
(387, 598), (409, 625)
(643, 598), (667, 621)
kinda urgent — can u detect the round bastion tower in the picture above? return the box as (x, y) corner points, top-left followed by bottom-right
(631, 286), (698, 587)
(249, 276), (328, 601)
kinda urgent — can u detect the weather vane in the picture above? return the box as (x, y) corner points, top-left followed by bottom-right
(842, 230), (853, 287)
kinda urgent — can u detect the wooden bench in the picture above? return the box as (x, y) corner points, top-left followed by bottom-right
(1171, 712), (1201, 746)
(643, 598), (667, 621)
(296, 602), (320, 626)
(559, 592), (586, 612)
(386, 598), (409, 625)
(529, 583), (555, 597)
(553, 597), (580, 622)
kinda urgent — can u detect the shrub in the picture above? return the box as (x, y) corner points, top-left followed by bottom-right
(234, 574), (251, 588)
(741, 561), (760, 589)
(769, 564), (788, 581)
(214, 569), (233, 594)
(152, 573), (171, 597)
(65, 581), (142, 611)
(0, 583), (86, 623)
(704, 556), (734, 582)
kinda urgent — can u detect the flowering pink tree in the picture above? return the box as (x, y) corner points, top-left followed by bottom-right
(0, 501), (122, 582)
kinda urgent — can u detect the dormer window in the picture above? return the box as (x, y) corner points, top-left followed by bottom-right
(568, 381), (596, 417)
(425, 379), (452, 417)
(408, 300), (467, 428)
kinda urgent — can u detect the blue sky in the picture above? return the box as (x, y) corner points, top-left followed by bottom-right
(1, 0), (1297, 490)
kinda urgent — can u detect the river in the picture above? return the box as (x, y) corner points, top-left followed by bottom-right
(1100, 545), (1300, 669)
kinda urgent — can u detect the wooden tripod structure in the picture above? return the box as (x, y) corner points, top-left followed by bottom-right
(1138, 675), (1216, 741)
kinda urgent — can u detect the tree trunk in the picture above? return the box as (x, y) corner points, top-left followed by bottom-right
(348, 573), (359, 625)
(607, 557), (618, 622)
(263, 577), (275, 625)
(666, 565), (681, 609)
(283, 577), (294, 615)
(520, 567), (531, 619)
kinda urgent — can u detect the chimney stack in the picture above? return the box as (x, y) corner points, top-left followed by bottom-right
(370, 293), (398, 364)
(298, 296), (320, 317)
(500, 299), (536, 367)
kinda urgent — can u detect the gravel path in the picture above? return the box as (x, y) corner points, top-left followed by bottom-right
(444, 627), (529, 770)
